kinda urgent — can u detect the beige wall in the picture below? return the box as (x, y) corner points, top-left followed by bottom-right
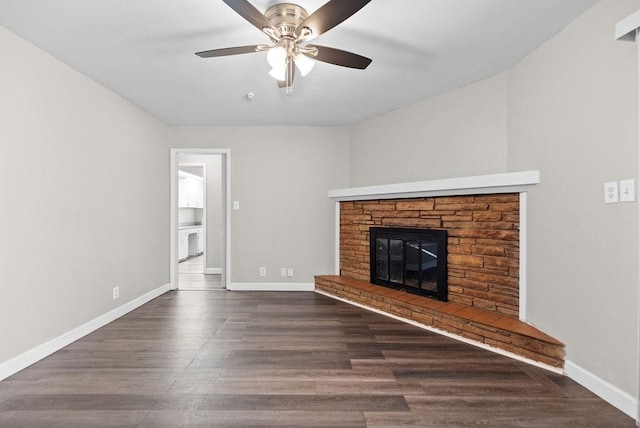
(349, 73), (508, 186)
(507, 0), (638, 395)
(169, 126), (350, 284)
(0, 25), (170, 363)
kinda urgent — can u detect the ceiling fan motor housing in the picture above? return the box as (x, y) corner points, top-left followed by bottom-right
(265, 3), (309, 38)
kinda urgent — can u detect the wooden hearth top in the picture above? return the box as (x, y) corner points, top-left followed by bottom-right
(316, 275), (562, 346)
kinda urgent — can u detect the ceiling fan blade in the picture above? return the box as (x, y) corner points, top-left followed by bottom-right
(295, 0), (371, 41)
(277, 61), (296, 88)
(222, 0), (280, 38)
(308, 45), (372, 69)
(195, 45), (261, 58)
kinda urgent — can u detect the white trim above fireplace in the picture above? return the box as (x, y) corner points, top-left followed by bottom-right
(328, 171), (540, 201)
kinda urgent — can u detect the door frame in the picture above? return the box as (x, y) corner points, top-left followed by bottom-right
(170, 148), (231, 290)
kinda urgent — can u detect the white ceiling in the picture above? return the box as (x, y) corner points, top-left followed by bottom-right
(0, 0), (598, 126)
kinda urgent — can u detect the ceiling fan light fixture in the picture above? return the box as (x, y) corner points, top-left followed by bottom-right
(269, 65), (286, 81)
(266, 45), (287, 68)
(294, 53), (315, 76)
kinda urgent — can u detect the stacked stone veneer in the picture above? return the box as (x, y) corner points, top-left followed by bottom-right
(340, 194), (520, 317)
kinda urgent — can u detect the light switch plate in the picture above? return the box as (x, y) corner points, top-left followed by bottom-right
(619, 179), (635, 202)
(233, 201), (240, 210)
(604, 181), (619, 203)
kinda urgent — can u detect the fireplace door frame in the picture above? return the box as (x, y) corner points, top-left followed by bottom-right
(370, 227), (448, 301)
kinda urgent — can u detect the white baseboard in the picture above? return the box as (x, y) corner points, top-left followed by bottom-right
(0, 283), (171, 381)
(228, 282), (314, 291)
(565, 360), (637, 420)
(204, 268), (222, 275)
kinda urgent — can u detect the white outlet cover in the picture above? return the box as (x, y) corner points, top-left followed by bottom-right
(280, 268), (287, 277)
(619, 179), (635, 202)
(604, 181), (619, 204)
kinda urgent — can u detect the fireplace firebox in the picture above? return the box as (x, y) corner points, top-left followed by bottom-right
(370, 227), (448, 301)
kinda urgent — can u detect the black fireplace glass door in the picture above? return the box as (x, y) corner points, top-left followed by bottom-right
(389, 239), (404, 284)
(420, 242), (438, 292)
(404, 241), (420, 289)
(375, 238), (389, 281)
(370, 227), (448, 301)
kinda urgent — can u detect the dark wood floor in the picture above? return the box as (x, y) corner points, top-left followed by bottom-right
(179, 255), (223, 290)
(0, 291), (634, 427)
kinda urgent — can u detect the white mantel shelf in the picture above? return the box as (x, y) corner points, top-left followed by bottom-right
(615, 9), (640, 41)
(328, 171), (540, 201)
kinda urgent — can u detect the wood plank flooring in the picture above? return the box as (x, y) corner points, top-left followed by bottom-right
(0, 291), (634, 427)
(179, 255), (223, 290)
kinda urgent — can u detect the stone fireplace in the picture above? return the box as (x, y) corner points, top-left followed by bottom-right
(315, 172), (566, 369)
(340, 194), (521, 316)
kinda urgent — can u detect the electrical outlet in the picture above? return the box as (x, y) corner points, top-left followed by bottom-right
(259, 267), (266, 276)
(113, 286), (119, 300)
(287, 268), (294, 277)
(619, 179), (635, 202)
(281, 268), (287, 277)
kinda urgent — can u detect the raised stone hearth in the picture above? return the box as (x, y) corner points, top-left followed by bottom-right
(315, 275), (565, 368)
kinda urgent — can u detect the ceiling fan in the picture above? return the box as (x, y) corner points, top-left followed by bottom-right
(195, 0), (373, 96)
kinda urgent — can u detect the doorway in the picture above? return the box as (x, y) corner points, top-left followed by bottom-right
(177, 162), (220, 289)
(170, 149), (230, 290)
